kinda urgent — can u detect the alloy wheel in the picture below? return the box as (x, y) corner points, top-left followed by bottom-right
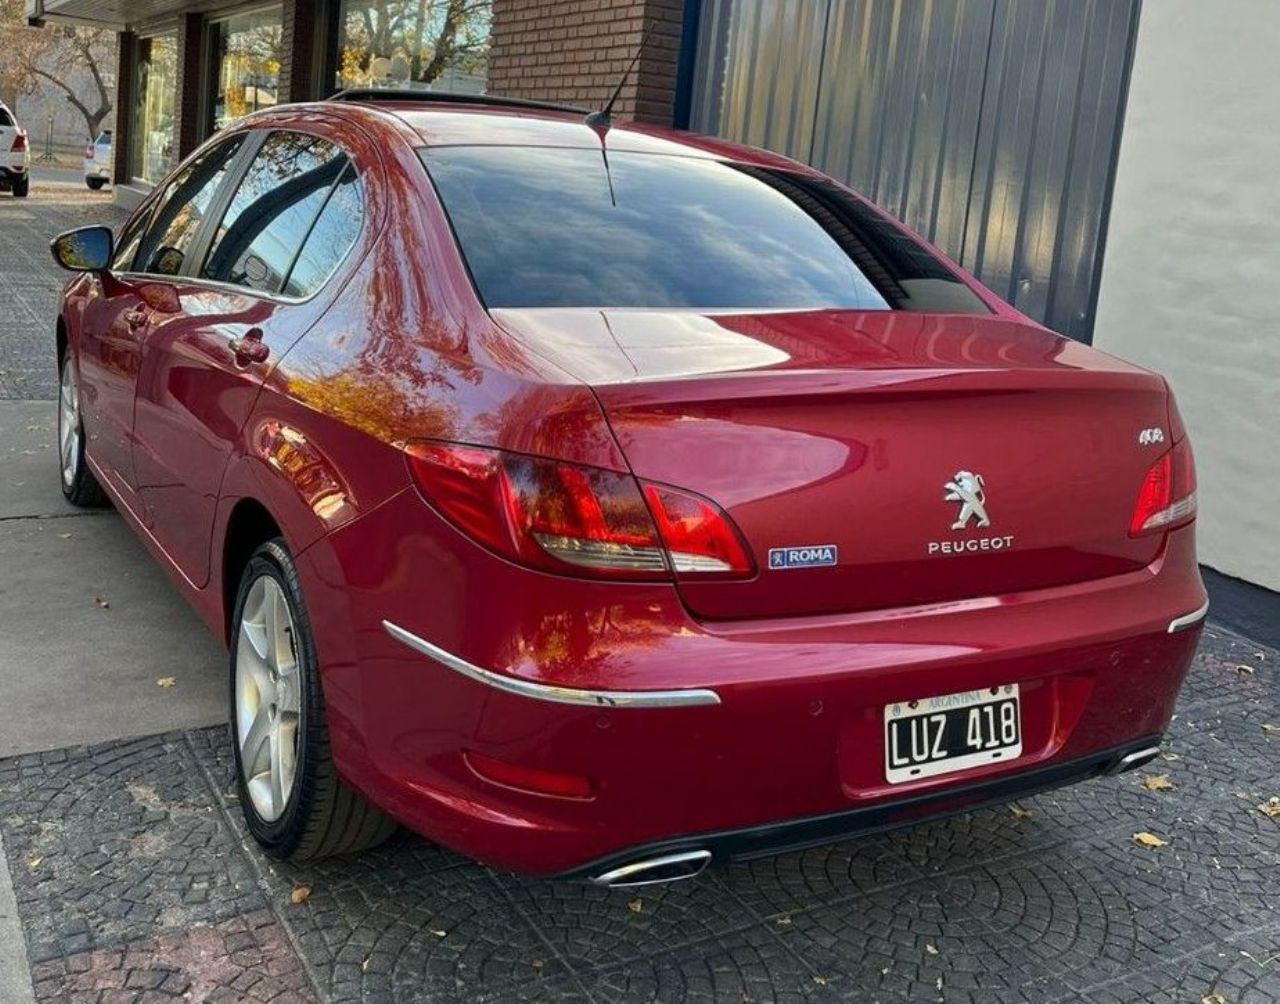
(58, 359), (81, 490)
(235, 575), (302, 822)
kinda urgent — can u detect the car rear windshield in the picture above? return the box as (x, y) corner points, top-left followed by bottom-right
(420, 146), (989, 313)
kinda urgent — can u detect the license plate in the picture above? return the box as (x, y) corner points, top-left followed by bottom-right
(884, 685), (1022, 783)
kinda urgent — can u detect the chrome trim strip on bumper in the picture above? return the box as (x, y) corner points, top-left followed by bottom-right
(381, 620), (722, 708)
(1167, 599), (1210, 634)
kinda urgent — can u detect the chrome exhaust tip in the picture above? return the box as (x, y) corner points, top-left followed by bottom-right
(1107, 745), (1162, 775)
(591, 850), (712, 888)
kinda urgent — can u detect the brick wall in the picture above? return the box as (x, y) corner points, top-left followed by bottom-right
(280, 0), (324, 102)
(488, 0), (685, 124)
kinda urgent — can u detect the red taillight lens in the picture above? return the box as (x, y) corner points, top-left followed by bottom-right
(405, 442), (754, 580)
(1130, 438), (1196, 535)
(643, 483), (753, 576)
(12, 133), (27, 152)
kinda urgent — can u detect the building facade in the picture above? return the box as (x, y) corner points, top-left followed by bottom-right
(25, 0), (1279, 605)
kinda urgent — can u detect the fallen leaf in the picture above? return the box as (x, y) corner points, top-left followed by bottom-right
(1255, 652), (1266, 661)
(1257, 798), (1280, 819)
(430, 930), (447, 938)
(93, 596), (110, 609)
(1140, 774), (1175, 792)
(1009, 805), (1033, 821)
(1161, 751), (1181, 761)
(925, 943), (939, 955)
(1234, 791), (1253, 800)
(57, 533), (72, 540)
(26, 857), (42, 869)
(1132, 831), (1168, 848)
(1203, 993), (1228, 1004)
(775, 915), (792, 926)
(361, 957), (370, 972)
(1235, 664), (1255, 676)
(289, 884), (312, 904)
(1262, 724), (1280, 733)
(813, 976), (827, 986)
(530, 959), (543, 970)
(627, 898), (643, 914)
(156, 677), (176, 688)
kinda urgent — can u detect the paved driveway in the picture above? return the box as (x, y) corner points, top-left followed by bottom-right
(1, 186), (1277, 1004)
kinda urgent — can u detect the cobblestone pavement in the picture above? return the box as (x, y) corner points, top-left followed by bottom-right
(0, 183), (127, 401)
(1, 625), (1276, 1003)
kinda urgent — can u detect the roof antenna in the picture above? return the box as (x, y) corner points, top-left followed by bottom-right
(586, 24), (655, 130)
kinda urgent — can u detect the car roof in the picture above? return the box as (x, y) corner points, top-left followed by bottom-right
(317, 95), (817, 174)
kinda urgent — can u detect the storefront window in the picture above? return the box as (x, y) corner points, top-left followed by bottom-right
(210, 7), (284, 132)
(133, 33), (177, 185)
(335, 0), (491, 94)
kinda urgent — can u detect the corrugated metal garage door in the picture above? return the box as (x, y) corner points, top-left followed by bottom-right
(689, 0), (1141, 343)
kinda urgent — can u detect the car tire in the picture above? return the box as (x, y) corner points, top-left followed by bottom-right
(58, 354), (109, 508)
(229, 538), (397, 860)
(13, 176), (29, 197)
(86, 177), (105, 191)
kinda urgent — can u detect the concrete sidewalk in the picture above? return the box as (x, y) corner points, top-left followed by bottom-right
(0, 400), (227, 757)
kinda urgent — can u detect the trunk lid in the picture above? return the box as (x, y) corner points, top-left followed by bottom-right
(491, 308), (1170, 619)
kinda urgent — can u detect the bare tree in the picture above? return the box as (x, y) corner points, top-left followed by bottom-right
(0, 0), (117, 140)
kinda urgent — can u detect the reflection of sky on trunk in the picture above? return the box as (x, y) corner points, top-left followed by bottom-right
(422, 147), (892, 311)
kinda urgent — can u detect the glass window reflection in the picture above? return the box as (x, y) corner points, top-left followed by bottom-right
(210, 7), (283, 132)
(136, 136), (245, 277)
(133, 33), (177, 185)
(202, 132), (349, 295)
(335, 0), (490, 94)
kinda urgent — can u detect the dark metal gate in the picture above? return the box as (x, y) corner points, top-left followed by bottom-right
(687, 0), (1141, 342)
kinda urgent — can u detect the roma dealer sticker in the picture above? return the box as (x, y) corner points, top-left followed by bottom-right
(768, 544), (838, 570)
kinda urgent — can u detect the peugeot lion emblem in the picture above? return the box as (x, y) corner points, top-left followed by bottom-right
(943, 470), (990, 530)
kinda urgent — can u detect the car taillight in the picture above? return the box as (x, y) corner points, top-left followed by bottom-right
(1130, 438), (1196, 535)
(404, 442), (754, 580)
(11, 133), (26, 152)
(643, 483), (753, 574)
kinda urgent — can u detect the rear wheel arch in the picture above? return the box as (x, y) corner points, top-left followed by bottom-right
(221, 498), (284, 644)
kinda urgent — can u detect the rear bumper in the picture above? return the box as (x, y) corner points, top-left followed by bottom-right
(561, 736), (1162, 880)
(300, 488), (1206, 876)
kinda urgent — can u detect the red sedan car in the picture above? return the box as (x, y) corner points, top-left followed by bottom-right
(49, 92), (1205, 886)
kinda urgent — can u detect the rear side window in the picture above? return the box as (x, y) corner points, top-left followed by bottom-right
(421, 146), (989, 313)
(201, 131), (357, 296)
(283, 163), (364, 297)
(0, 108), (14, 127)
(135, 135), (245, 276)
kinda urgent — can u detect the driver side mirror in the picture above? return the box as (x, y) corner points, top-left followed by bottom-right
(50, 226), (114, 273)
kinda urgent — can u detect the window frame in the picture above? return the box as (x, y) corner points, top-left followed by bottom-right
(115, 125), (368, 307)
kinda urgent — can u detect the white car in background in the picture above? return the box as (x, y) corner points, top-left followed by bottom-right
(0, 102), (31, 198)
(84, 129), (111, 190)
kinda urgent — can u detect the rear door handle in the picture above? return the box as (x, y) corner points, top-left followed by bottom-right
(229, 327), (270, 366)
